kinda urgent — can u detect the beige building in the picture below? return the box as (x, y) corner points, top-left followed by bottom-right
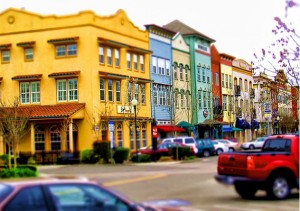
(0, 8), (152, 156)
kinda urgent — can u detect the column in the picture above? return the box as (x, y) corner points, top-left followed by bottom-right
(69, 119), (74, 152)
(30, 123), (35, 154)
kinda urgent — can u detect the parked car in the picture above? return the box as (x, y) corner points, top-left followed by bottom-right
(195, 138), (215, 157)
(215, 134), (299, 200)
(162, 136), (198, 154)
(240, 136), (269, 150)
(139, 142), (193, 158)
(0, 176), (190, 210)
(212, 140), (229, 155)
(215, 139), (240, 152)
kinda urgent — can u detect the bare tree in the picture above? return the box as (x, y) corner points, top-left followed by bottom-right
(0, 97), (30, 168)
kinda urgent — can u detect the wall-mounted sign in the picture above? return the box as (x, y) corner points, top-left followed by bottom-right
(203, 109), (209, 118)
(117, 105), (134, 114)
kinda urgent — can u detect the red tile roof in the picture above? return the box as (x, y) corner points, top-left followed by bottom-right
(2, 103), (85, 119)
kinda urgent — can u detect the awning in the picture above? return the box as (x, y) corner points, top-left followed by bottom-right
(48, 71), (80, 78)
(198, 119), (227, 125)
(47, 37), (79, 44)
(12, 74), (42, 81)
(156, 125), (185, 132)
(177, 121), (194, 131)
(222, 125), (232, 132)
(232, 127), (243, 132)
(0, 103), (85, 120)
(235, 118), (251, 129)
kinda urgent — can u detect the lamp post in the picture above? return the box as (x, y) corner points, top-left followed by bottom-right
(131, 98), (138, 159)
(276, 116), (280, 134)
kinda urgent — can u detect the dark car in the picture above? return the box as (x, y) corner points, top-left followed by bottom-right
(139, 142), (193, 158)
(195, 139), (215, 157)
(0, 176), (190, 210)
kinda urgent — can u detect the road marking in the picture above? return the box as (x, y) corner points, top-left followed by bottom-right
(104, 173), (167, 186)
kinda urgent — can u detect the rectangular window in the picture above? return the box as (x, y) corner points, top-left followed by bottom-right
(202, 68), (205, 82)
(207, 70), (210, 83)
(99, 46), (105, 64)
(115, 49), (120, 67)
(180, 93), (184, 108)
(185, 68), (188, 81)
(203, 91), (207, 108)
(20, 81), (40, 104)
(179, 66), (183, 80)
(57, 79), (78, 102)
(225, 74), (228, 88)
(166, 60), (170, 75)
(100, 79), (105, 101)
(152, 57), (157, 73)
(133, 54), (138, 71)
(31, 81), (40, 103)
(116, 80), (121, 102)
(25, 48), (34, 61)
(56, 45), (66, 57)
(107, 48), (112, 66)
(207, 92), (211, 108)
(215, 73), (219, 85)
(127, 52), (131, 69)
(67, 44), (77, 55)
(128, 83), (132, 102)
(197, 67), (201, 81)
(20, 82), (30, 104)
(134, 83), (139, 101)
(223, 95), (227, 111)
(57, 80), (67, 101)
(229, 75), (232, 88)
(221, 73), (224, 87)
(141, 84), (145, 104)
(68, 79), (78, 101)
(153, 85), (158, 105)
(198, 90), (202, 108)
(108, 79), (113, 101)
(174, 66), (178, 80)
(1, 50), (10, 63)
(140, 55), (144, 72)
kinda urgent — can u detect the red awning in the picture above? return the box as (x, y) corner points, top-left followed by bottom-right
(156, 125), (185, 132)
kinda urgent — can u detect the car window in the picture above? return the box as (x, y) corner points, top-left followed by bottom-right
(4, 186), (47, 211)
(174, 138), (183, 143)
(47, 184), (130, 211)
(163, 139), (171, 143)
(0, 184), (13, 202)
(185, 138), (195, 144)
(263, 139), (291, 152)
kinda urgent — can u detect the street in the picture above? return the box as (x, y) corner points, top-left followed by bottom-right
(39, 156), (299, 211)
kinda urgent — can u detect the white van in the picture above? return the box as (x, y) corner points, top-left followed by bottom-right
(162, 136), (198, 154)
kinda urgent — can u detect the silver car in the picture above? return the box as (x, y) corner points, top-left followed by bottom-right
(240, 136), (269, 150)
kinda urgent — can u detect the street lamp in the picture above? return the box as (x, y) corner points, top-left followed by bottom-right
(131, 98), (138, 159)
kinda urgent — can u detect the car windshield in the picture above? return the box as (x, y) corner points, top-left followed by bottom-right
(0, 184), (14, 201)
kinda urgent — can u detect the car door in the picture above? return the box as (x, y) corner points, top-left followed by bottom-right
(3, 186), (50, 211)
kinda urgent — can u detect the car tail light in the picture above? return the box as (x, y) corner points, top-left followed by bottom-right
(247, 156), (255, 169)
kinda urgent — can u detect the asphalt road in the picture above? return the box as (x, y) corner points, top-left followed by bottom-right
(39, 156), (299, 211)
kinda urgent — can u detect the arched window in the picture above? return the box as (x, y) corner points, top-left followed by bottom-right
(35, 125), (45, 151)
(50, 125), (61, 151)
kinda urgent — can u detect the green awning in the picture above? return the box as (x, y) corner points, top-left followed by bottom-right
(232, 127), (243, 131)
(177, 121), (194, 131)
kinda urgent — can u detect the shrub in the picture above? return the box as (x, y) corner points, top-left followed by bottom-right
(113, 147), (130, 164)
(170, 146), (192, 160)
(131, 154), (151, 163)
(0, 166), (37, 178)
(0, 154), (8, 165)
(93, 141), (111, 164)
(81, 149), (97, 163)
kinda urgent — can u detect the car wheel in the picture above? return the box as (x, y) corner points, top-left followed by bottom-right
(234, 182), (257, 199)
(229, 147), (235, 152)
(203, 150), (210, 157)
(249, 145), (255, 150)
(267, 174), (291, 200)
(216, 148), (223, 155)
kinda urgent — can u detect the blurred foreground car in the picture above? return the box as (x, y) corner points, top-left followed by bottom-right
(0, 177), (191, 211)
(240, 136), (268, 150)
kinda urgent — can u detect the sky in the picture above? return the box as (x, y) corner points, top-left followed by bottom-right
(0, 0), (299, 63)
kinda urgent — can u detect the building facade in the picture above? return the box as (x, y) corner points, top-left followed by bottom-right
(0, 8), (152, 154)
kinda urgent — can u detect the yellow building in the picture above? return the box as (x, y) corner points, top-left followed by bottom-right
(0, 8), (152, 156)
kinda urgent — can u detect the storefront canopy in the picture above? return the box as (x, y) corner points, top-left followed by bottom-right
(222, 125), (232, 132)
(156, 125), (185, 132)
